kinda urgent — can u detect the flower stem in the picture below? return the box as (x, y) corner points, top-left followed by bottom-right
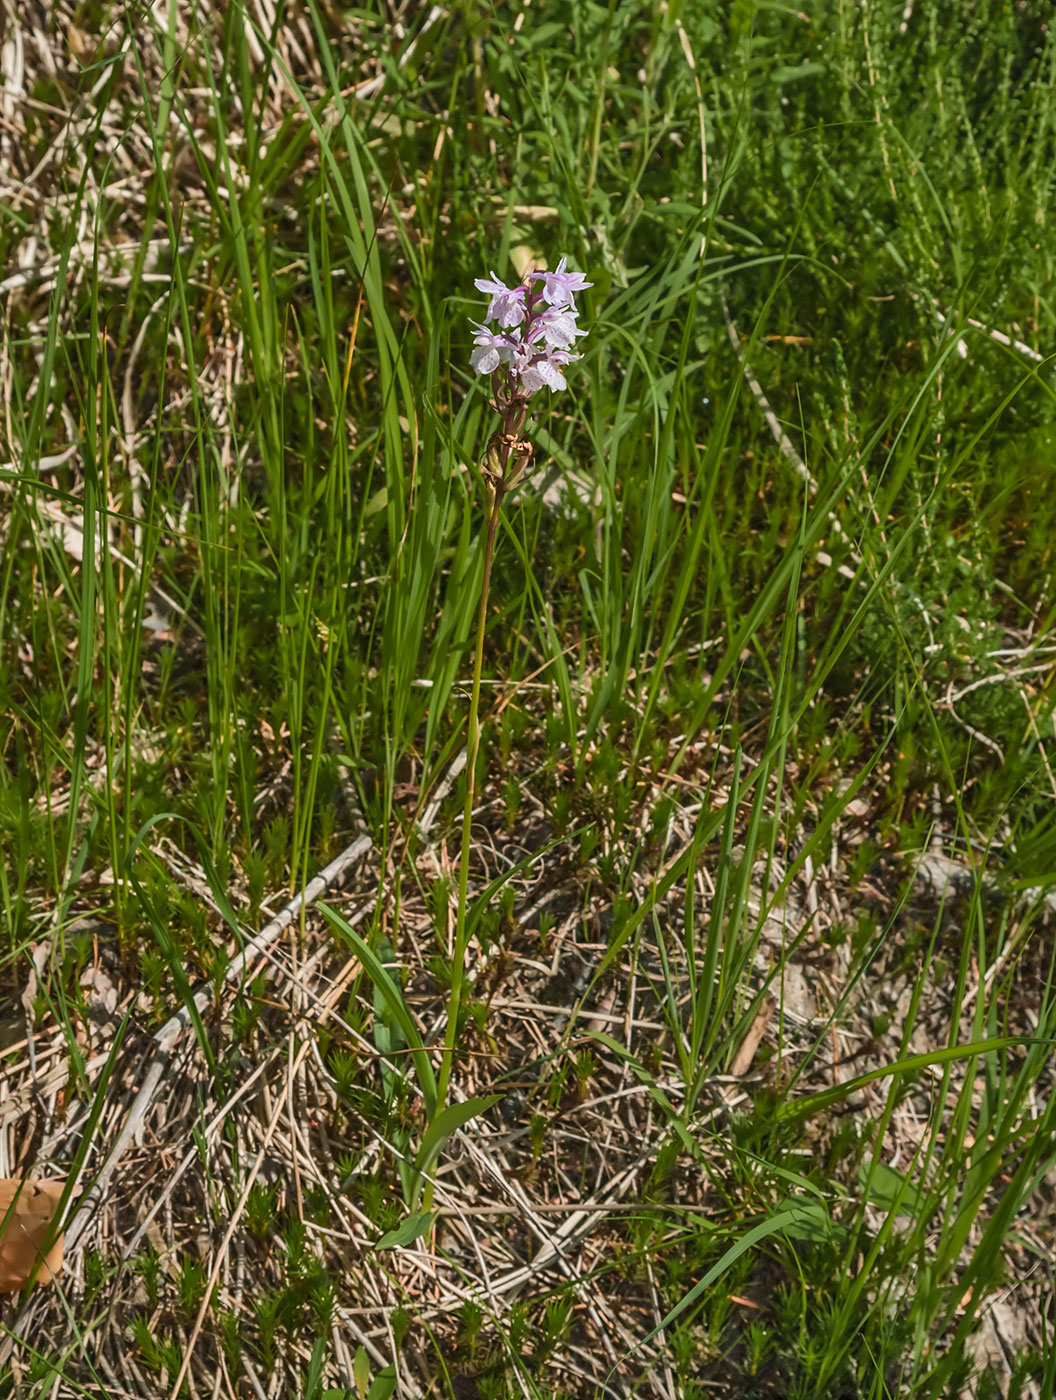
(432, 481), (503, 1127)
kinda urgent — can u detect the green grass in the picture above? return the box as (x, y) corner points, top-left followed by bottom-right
(2, 0), (1056, 1396)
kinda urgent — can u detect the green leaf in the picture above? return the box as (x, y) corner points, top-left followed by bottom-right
(414, 1094), (503, 1182)
(376, 1211), (435, 1250)
(610, 1196), (828, 1382)
(304, 1339), (326, 1400)
(776, 1037), (1033, 1125)
(320, 903), (438, 1115)
(372, 935), (405, 1104)
(364, 486), (387, 519)
(772, 62), (827, 83)
(367, 1369), (397, 1400)
(778, 1197), (834, 1242)
(860, 1160), (925, 1218)
(352, 1344), (370, 1399)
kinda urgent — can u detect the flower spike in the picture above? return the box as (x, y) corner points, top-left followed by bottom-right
(468, 256), (588, 407)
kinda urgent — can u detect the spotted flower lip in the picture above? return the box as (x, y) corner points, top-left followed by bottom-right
(469, 257), (588, 399)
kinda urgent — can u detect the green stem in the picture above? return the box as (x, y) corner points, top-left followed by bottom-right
(433, 482), (503, 1125)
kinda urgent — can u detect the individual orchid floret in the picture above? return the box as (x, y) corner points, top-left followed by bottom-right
(473, 272), (527, 328)
(528, 256), (592, 308)
(531, 304), (584, 351)
(469, 321), (515, 375)
(517, 349), (578, 396)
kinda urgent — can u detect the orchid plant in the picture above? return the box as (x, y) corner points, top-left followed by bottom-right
(432, 258), (591, 1129)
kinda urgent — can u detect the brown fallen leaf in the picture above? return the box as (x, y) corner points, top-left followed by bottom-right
(0, 1178), (75, 1292)
(729, 995), (775, 1078)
